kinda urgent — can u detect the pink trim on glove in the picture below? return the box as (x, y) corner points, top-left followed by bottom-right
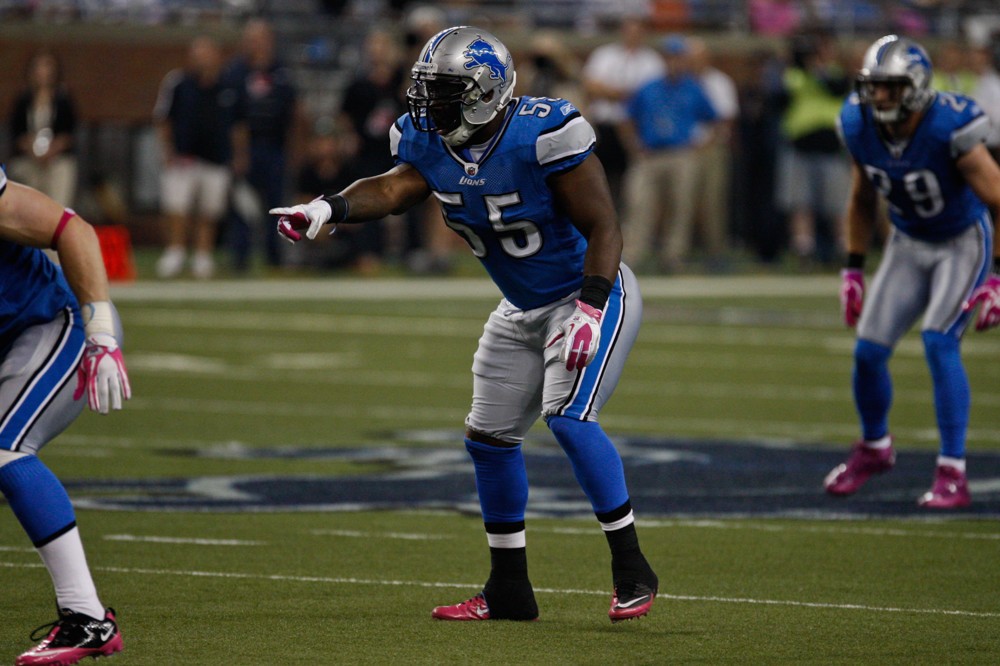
(74, 338), (132, 414)
(840, 268), (864, 328)
(962, 274), (1000, 332)
(547, 300), (604, 372)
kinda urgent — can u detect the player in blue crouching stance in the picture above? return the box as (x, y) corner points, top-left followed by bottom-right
(271, 26), (657, 622)
(825, 35), (1000, 507)
(1, 167), (131, 664)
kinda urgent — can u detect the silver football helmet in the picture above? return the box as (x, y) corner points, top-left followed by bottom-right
(856, 34), (934, 123)
(406, 26), (517, 146)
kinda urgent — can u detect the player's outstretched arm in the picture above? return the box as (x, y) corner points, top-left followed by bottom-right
(0, 180), (131, 412)
(272, 163), (430, 243)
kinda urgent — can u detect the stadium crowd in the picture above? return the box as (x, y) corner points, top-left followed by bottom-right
(2, 0), (1000, 277)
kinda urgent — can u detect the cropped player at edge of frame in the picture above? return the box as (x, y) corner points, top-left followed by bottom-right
(826, 34), (1000, 508)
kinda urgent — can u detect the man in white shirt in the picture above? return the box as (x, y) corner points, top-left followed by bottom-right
(582, 14), (664, 207)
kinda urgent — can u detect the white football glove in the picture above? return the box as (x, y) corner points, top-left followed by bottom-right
(546, 300), (603, 372)
(75, 302), (131, 414)
(271, 198), (333, 243)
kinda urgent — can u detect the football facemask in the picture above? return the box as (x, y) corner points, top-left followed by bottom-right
(407, 76), (478, 137)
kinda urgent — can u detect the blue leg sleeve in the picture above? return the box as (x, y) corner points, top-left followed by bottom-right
(464, 439), (529, 524)
(547, 416), (629, 514)
(922, 331), (969, 459)
(853, 339), (894, 441)
(0, 455), (77, 547)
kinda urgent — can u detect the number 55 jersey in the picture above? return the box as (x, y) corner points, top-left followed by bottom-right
(837, 90), (992, 241)
(391, 96), (597, 311)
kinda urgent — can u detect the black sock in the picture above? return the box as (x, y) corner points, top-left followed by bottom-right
(604, 523), (656, 589)
(482, 547), (537, 620)
(489, 546), (529, 581)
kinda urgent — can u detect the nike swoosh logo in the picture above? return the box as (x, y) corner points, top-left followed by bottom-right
(99, 624), (115, 642)
(615, 594), (651, 609)
(474, 606), (489, 617)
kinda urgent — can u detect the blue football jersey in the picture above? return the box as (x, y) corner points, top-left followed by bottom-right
(838, 91), (991, 241)
(0, 167), (78, 351)
(391, 96), (596, 310)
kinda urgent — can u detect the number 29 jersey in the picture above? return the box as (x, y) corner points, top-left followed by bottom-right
(391, 96), (596, 311)
(837, 91), (991, 242)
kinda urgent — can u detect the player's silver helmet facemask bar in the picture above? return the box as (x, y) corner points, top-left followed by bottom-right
(407, 26), (517, 146)
(856, 34), (934, 124)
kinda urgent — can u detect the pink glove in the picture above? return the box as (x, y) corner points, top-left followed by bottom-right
(840, 269), (865, 328)
(546, 300), (603, 372)
(74, 333), (132, 414)
(962, 274), (1000, 332)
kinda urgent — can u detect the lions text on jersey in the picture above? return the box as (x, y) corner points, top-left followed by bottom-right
(391, 96), (596, 310)
(838, 90), (992, 241)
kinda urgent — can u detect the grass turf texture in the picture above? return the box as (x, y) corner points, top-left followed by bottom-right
(1, 274), (999, 663)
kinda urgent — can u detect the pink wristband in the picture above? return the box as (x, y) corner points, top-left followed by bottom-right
(51, 208), (77, 250)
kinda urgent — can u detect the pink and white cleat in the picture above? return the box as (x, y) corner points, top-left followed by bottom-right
(431, 594), (492, 621)
(918, 465), (971, 509)
(824, 439), (896, 496)
(17, 608), (122, 666)
(609, 582), (657, 623)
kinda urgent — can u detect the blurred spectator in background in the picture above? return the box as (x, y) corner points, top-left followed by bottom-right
(337, 28), (406, 275)
(777, 29), (850, 268)
(734, 47), (787, 263)
(153, 35), (249, 279)
(971, 44), (1000, 162)
(619, 34), (719, 273)
(689, 37), (738, 269)
(290, 119), (363, 270)
(749, 0), (801, 37)
(8, 50), (79, 208)
(224, 18), (303, 274)
(581, 14), (664, 209)
(933, 40), (977, 95)
(521, 31), (583, 103)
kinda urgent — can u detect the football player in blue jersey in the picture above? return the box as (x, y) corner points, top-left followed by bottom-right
(824, 35), (1000, 508)
(0, 168), (131, 664)
(271, 26), (658, 622)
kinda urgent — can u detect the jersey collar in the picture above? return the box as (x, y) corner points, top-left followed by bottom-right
(444, 100), (519, 176)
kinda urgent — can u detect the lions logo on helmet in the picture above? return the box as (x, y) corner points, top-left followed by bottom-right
(856, 34), (934, 124)
(463, 37), (508, 82)
(406, 26), (517, 147)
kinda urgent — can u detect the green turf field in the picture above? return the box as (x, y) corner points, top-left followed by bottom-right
(2, 274), (999, 664)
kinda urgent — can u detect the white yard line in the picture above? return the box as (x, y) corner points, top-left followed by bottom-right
(1, 560), (996, 618)
(309, 529), (452, 540)
(102, 534), (266, 546)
